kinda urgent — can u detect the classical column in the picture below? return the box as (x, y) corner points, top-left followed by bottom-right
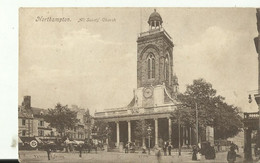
(128, 121), (131, 142)
(183, 126), (186, 146)
(189, 127), (192, 146)
(168, 118), (172, 141)
(142, 137), (146, 148)
(116, 121), (120, 148)
(154, 118), (158, 147)
(244, 128), (253, 161)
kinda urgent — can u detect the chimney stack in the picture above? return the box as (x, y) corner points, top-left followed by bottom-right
(22, 96), (31, 109)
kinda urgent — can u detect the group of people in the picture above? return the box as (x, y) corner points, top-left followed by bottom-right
(227, 142), (241, 163)
(162, 141), (173, 156)
(44, 137), (243, 162)
(192, 145), (201, 161)
(192, 142), (216, 161)
(44, 137), (104, 160)
(125, 142), (136, 153)
(191, 141), (241, 162)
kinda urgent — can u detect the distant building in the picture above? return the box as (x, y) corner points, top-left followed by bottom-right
(18, 96), (57, 138)
(18, 96), (93, 141)
(65, 105), (93, 140)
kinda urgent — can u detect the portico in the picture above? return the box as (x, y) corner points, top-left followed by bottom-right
(95, 104), (194, 149)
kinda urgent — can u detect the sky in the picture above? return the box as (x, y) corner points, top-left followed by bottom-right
(19, 8), (259, 114)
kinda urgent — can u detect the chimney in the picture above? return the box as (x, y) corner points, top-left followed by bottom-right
(22, 96), (31, 109)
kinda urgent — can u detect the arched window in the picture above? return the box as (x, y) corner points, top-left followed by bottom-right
(152, 57), (155, 78)
(165, 54), (169, 82)
(147, 54), (155, 79)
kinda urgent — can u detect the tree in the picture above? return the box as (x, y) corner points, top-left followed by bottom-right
(213, 102), (243, 139)
(177, 78), (243, 140)
(44, 103), (79, 137)
(171, 106), (194, 127)
(134, 120), (151, 147)
(93, 120), (111, 142)
(84, 108), (92, 139)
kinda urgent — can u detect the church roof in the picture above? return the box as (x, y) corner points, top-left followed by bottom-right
(31, 107), (48, 116)
(18, 106), (33, 119)
(18, 105), (47, 119)
(148, 9), (163, 24)
(127, 97), (135, 107)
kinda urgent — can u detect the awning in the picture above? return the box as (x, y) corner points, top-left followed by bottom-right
(19, 136), (41, 144)
(18, 137), (23, 143)
(19, 136), (37, 143)
(73, 140), (84, 145)
(35, 137), (43, 144)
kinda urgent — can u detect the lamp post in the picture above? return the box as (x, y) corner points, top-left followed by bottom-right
(176, 104), (193, 156)
(182, 102), (199, 145)
(147, 125), (152, 155)
(178, 114), (181, 156)
(195, 102), (199, 145)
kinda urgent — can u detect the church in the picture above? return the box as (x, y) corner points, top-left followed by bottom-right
(94, 9), (196, 150)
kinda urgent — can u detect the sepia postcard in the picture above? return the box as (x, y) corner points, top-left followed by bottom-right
(18, 8), (260, 163)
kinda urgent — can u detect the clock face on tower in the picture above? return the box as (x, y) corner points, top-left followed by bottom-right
(143, 87), (153, 98)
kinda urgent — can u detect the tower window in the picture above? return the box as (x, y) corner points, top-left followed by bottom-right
(152, 58), (155, 78)
(165, 53), (170, 82)
(147, 54), (155, 79)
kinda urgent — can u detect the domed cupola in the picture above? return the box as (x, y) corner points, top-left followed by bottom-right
(148, 9), (163, 29)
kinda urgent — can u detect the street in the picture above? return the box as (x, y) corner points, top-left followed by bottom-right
(19, 150), (250, 163)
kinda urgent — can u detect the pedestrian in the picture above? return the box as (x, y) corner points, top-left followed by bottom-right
(156, 148), (162, 163)
(87, 139), (92, 153)
(235, 144), (239, 153)
(142, 145), (146, 154)
(93, 139), (98, 154)
(131, 142), (136, 153)
(168, 142), (172, 156)
(205, 145), (216, 160)
(64, 138), (70, 153)
(227, 146), (238, 163)
(230, 142), (237, 152)
(163, 141), (167, 156)
(192, 145), (198, 160)
(78, 144), (83, 158)
(125, 142), (129, 153)
(45, 144), (52, 161)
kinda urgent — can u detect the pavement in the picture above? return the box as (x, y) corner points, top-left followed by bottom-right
(19, 150), (259, 163)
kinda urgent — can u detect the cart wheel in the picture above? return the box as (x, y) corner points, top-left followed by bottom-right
(30, 140), (38, 148)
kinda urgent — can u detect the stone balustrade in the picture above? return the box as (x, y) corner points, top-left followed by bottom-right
(94, 104), (177, 118)
(244, 111), (259, 119)
(139, 28), (172, 40)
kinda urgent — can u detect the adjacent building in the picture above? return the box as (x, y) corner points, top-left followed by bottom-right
(18, 96), (93, 144)
(18, 96), (56, 138)
(65, 105), (93, 140)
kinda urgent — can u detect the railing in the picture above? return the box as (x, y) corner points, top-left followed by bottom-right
(138, 28), (172, 40)
(94, 104), (178, 118)
(244, 112), (259, 119)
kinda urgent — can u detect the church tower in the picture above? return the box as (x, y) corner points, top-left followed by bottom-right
(133, 9), (179, 107)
